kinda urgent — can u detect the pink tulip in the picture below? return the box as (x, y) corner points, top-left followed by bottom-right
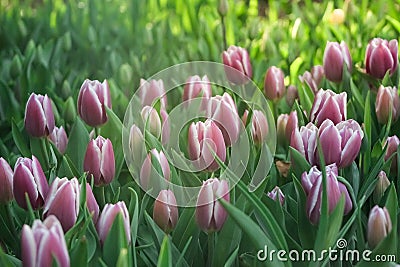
(286, 85), (299, 107)
(242, 109), (269, 144)
(375, 85), (400, 124)
(323, 41), (352, 82)
(264, 66), (285, 101)
(311, 65), (325, 86)
(384, 135), (400, 172)
(0, 158), (13, 203)
(222, 45), (252, 84)
(77, 79), (112, 127)
(365, 38), (398, 79)
(85, 183), (100, 224)
(141, 106), (161, 138)
(290, 122), (319, 165)
(267, 186), (285, 205)
(182, 75), (212, 106)
(276, 113), (288, 145)
(48, 126), (68, 154)
(195, 178), (230, 232)
(153, 189), (179, 233)
(139, 78), (167, 108)
(373, 171), (390, 203)
(310, 89), (347, 126)
(24, 93), (55, 138)
(129, 124), (145, 164)
(140, 149), (170, 190)
(367, 205), (392, 248)
(285, 111), (298, 143)
(84, 136), (115, 186)
(299, 66), (324, 94)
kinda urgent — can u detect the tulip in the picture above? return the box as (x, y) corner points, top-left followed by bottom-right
(222, 45), (252, 84)
(267, 186), (285, 205)
(311, 65), (325, 86)
(375, 85), (400, 124)
(276, 113), (288, 146)
(299, 71), (318, 93)
(218, 0), (228, 16)
(85, 183), (100, 224)
(207, 93), (241, 146)
(48, 126), (68, 154)
(21, 216), (70, 267)
(328, 9), (345, 25)
(13, 156), (49, 210)
(141, 106), (161, 138)
(286, 85), (299, 107)
(195, 178), (229, 232)
(188, 119), (226, 172)
(84, 136), (115, 186)
(140, 149), (170, 190)
(323, 41), (352, 82)
(367, 205), (392, 248)
(290, 122), (319, 165)
(264, 66), (285, 101)
(384, 135), (400, 172)
(97, 201), (131, 245)
(242, 110), (269, 144)
(365, 38), (398, 79)
(24, 93), (55, 138)
(182, 75), (212, 105)
(139, 78), (167, 108)
(318, 119), (364, 167)
(0, 158), (13, 203)
(285, 111), (298, 143)
(77, 79), (112, 127)
(302, 164), (352, 224)
(153, 189), (178, 233)
(373, 171), (390, 203)
(129, 124), (145, 164)
(310, 89), (347, 126)
(43, 177), (80, 232)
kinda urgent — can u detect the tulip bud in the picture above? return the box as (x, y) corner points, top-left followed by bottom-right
(375, 85), (400, 124)
(277, 114), (288, 146)
(63, 97), (76, 124)
(242, 110), (269, 144)
(286, 85), (298, 107)
(141, 106), (161, 138)
(140, 149), (170, 190)
(367, 205), (392, 248)
(365, 38), (398, 79)
(196, 178), (230, 232)
(129, 124), (145, 164)
(85, 183), (100, 224)
(218, 0), (228, 16)
(311, 65), (325, 86)
(153, 189), (178, 233)
(373, 171), (390, 203)
(182, 75), (212, 108)
(323, 41), (352, 82)
(0, 158), (13, 203)
(48, 126), (68, 154)
(285, 111), (298, 143)
(13, 156), (49, 210)
(310, 89), (347, 126)
(267, 186), (285, 205)
(139, 78), (167, 108)
(264, 66), (285, 101)
(24, 93), (55, 138)
(84, 136), (115, 186)
(188, 119), (226, 172)
(43, 177), (80, 232)
(328, 9), (345, 25)
(97, 201), (131, 245)
(10, 54), (22, 79)
(21, 216), (70, 267)
(222, 45), (252, 85)
(384, 135), (400, 172)
(299, 71), (318, 93)
(77, 79), (112, 127)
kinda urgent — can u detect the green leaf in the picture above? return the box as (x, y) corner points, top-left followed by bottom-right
(128, 188), (139, 267)
(116, 248), (129, 267)
(12, 119), (30, 157)
(289, 147), (311, 178)
(157, 236), (172, 267)
(103, 213), (129, 267)
(70, 236), (88, 267)
(65, 118), (89, 173)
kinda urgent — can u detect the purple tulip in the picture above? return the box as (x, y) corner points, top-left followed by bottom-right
(140, 149), (170, 190)
(310, 89), (347, 126)
(0, 158), (13, 203)
(264, 66), (285, 101)
(301, 164), (352, 224)
(384, 135), (400, 171)
(299, 66), (325, 94)
(153, 189), (179, 233)
(365, 38), (398, 79)
(375, 85), (400, 124)
(207, 93), (241, 146)
(21, 215), (70, 267)
(188, 119), (226, 172)
(139, 78), (167, 108)
(84, 136), (115, 186)
(311, 65), (325, 86)
(267, 186), (285, 205)
(323, 41), (352, 82)
(290, 122), (319, 165)
(182, 75), (212, 107)
(285, 111), (298, 143)
(367, 205), (392, 248)
(77, 79), (112, 127)
(373, 171), (390, 203)
(242, 109), (269, 144)
(195, 178), (230, 232)
(222, 45), (252, 85)
(13, 156), (49, 210)
(24, 93), (55, 138)
(43, 177), (80, 232)
(97, 201), (131, 245)
(85, 183), (100, 224)
(286, 85), (299, 107)
(48, 126), (68, 154)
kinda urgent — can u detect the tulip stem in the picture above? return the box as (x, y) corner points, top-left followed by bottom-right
(94, 185), (106, 208)
(40, 138), (50, 170)
(207, 232), (215, 267)
(95, 127), (100, 137)
(220, 15), (227, 51)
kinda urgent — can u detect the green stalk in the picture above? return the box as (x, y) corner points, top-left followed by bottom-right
(207, 232), (215, 267)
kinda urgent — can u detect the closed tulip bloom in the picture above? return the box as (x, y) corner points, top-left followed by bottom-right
(0, 158), (13, 203)
(24, 93), (55, 138)
(299, 71), (318, 94)
(13, 156), (49, 210)
(97, 201), (131, 245)
(48, 126), (68, 154)
(290, 123), (319, 166)
(367, 205), (392, 248)
(196, 178), (230, 232)
(85, 183), (100, 224)
(21, 215), (70, 267)
(139, 78), (167, 108)
(311, 65), (325, 86)
(207, 93), (241, 146)
(285, 111), (298, 143)
(153, 189), (178, 233)
(43, 177), (80, 232)
(141, 106), (161, 138)
(188, 120), (226, 172)
(264, 66), (285, 101)
(222, 45), (252, 84)
(373, 171), (390, 203)
(84, 136), (115, 186)
(129, 124), (145, 164)
(267, 186), (285, 205)
(140, 149), (170, 190)
(365, 38), (398, 79)
(242, 110), (269, 144)
(183, 75), (212, 104)
(77, 79), (112, 127)
(310, 89), (347, 126)
(323, 41), (352, 82)
(276, 113), (288, 145)
(384, 135), (400, 161)
(375, 85), (400, 124)
(286, 85), (299, 107)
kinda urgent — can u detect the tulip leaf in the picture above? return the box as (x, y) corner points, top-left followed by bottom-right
(350, 79), (365, 112)
(157, 236), (172, 267)
(70, 236), (88, 267)
(11, 119), (30, 157)
(103, 213), (129, 267)
(289, 147), (311, 178)
(363, 91), (371, 175)
(128, 188), (139, 267)
(65, 118), (89, 173)
(116, 248), (129, 267)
